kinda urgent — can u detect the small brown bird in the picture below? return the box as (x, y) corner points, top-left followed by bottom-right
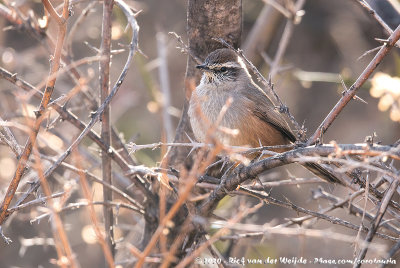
(188, 48), (339, 183)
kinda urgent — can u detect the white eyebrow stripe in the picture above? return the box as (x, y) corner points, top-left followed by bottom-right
(237, 57), (247, 70)
(210, 62), (241, 69)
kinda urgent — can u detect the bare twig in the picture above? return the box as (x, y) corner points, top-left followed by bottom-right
(269, 0), (306, 78)
(66, 1), (96, 56)
(242, 4), (282, 63)
(0, 66), (146, 205)
(36, 0), (139, 201)
(354, 179), (400, 268)
(135, 103), (232, 266)
(239, 187), (398, 242)
(380, 239), (400, 268)
(32, 141), (77, 267)
(307, 24), (400, 146)
(176, 203), (263, 268)
(0, 0), (150, 229)
(31, 201), (142, 222)
(8, 192), (65, 213)
(39, 155), (144, 212)
(73, 152), (115, 268)
(0, 0), (70, 225)
(0, 3), (22, 25)
(217, 223), (387, 254)
(355, 0), (400, 48)
(0, 116), (22, 157)
(263, 0), (292, 19)
(100, 0), (115, 259)
(200, 143), (399, 215)
(156, 32), (174, 142)
(312, 187), (400, 235)
(168, 32), (202, 64)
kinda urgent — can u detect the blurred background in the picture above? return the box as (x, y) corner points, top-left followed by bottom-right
(0, 0), (399, 267)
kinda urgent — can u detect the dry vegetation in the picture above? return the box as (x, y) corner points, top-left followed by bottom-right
(0, 0), (399, 267)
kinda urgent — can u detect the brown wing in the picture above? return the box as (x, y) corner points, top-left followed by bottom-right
(241, 83), (344, 184)
(243, 82), (296, 143)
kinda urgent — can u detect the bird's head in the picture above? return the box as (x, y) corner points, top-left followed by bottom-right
(196, 48), (249, 84)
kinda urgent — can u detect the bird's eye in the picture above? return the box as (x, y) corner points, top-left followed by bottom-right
(220, 67), (227, 72)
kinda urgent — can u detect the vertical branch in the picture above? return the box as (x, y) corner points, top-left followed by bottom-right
(0, 0), (69, 225)
(157, 34), (174, 252)
(156, 32), (174, 143)
(100, 0), (115, 260)
(32, 143), (77, 268)
(354, 179), (399, 268)
(269, 0), (306, 78)
(242, 4), (283, 64)
(73, 151), (115, 268)
(136, 145), (223, 267)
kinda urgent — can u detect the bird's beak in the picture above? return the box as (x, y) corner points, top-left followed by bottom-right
(196, 64), (210, 71)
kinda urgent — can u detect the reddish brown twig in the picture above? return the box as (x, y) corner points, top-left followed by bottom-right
(307, 24), (400, 146)
(32, 141), (77, 268)
(354, 0), (400, 47)
(30, 0), (139, 206)
(0, 3), (22, 25)
(0, 59), (150, 215)
(73, 151), (115, 268)
(0, 0), (70, 225)
(135, 97), (236, 266)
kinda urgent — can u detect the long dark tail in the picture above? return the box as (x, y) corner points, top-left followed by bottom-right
(303, 162), (344, 185)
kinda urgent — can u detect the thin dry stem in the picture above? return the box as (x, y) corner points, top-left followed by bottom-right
(307, 24), (400, 145)
(100, 0), (115, 259)
(0, 0), (70, 225)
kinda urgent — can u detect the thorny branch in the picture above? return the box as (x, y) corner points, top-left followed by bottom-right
(355, 0), (400, 47)
(199, 143), (400, 216)
(0, 0), (70, 225)
(0, 1), (399, 267)
(0, 0), (148, 227)
(307, 24), (400, 145)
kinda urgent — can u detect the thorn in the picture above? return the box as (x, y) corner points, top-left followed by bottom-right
(357, 46), (382, 61)
(187, 146), (197, 157)
(185, 132), (195, 144)
(339, 75), (348, 91)
(133, 9), (143, 17)
(375, 38), (389, 45)
(137, 48), (148, 58)
(0, 227), (12, 245)
(353, 95), (368, 104)
(84, 41), (100, 54)
(219, 156), (230, 172)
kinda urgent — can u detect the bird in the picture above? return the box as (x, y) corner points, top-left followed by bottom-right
(188, 48), (340, 184)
